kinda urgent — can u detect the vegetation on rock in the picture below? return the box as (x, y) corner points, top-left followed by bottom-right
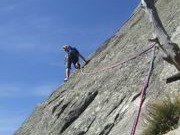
(141, 92), (180, 135)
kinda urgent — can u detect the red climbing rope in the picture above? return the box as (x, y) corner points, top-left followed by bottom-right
(130, 45), (158, 135)
(81, 42), (158, 135)
(81, 43), (156, 75)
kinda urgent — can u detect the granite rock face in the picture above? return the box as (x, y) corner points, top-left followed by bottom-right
(15, 0), (180, 135)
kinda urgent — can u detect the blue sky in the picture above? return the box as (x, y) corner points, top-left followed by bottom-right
(0, 0), (139, 135)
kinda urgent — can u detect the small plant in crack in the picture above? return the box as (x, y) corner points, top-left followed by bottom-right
(140, 92), (180, 135)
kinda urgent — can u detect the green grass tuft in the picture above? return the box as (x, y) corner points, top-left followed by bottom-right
(141, 92), (180, 135)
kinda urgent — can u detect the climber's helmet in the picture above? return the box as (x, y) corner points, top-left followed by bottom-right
(63, 45), (71, 52)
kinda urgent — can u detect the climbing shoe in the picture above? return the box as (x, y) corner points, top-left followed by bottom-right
(64, 78), (68, 82)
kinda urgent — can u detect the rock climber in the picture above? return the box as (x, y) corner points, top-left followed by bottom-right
(63, 45), (88, 81)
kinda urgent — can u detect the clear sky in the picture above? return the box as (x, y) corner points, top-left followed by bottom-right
(0, 0), (139, 135)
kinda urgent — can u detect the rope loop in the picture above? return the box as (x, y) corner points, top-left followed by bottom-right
(80, 43), (158, 135)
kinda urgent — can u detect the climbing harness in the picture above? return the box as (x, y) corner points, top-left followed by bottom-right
(130, 45), (158, 135)
(81, 43), (156, 75)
